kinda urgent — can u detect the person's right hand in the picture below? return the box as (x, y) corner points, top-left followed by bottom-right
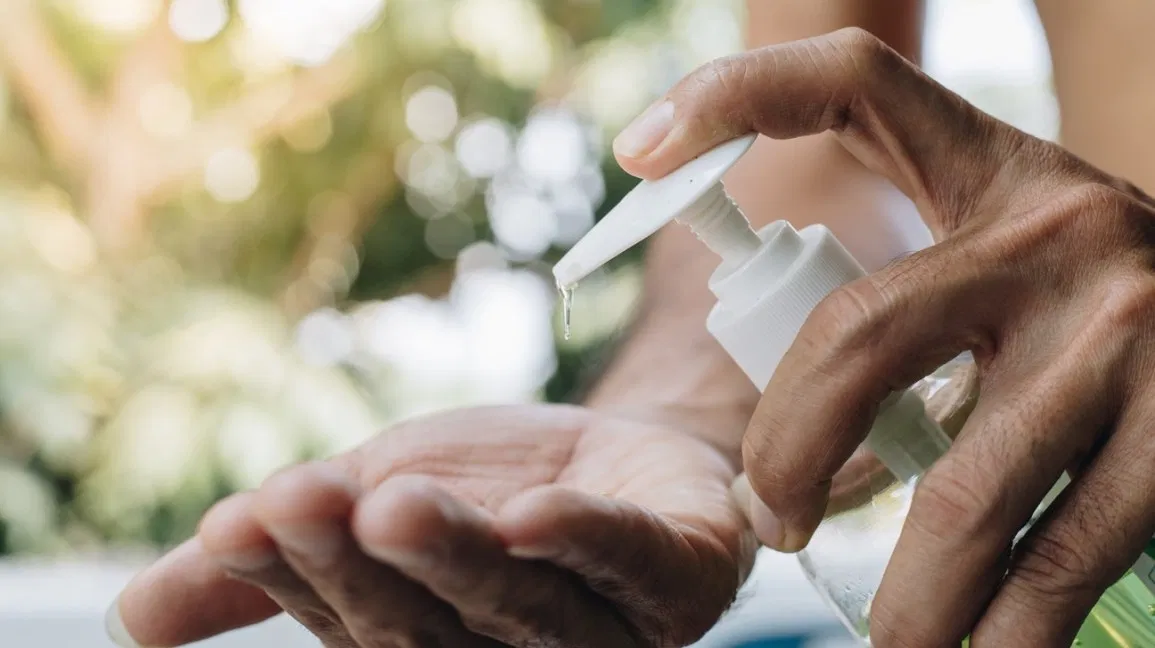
(108, 404), (751, 648)
(614, 26), (1155, 647)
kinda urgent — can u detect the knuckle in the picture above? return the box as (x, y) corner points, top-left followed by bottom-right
(830, 27), (889, 66)
(1070, 181), (1134, 215)
(909, 461), (998, 543)
(680, 54), (754, 121)
(805, 280), (894, 355)
(1063, 183), (1137, 234)
(1087, 275), (1155, 334)
(977, 182), (1141, 264)
(1007, 528), (1102, 608)
(826, 27), (902, 94)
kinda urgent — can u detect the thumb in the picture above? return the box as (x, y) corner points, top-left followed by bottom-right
(611, 27), (1029, 237)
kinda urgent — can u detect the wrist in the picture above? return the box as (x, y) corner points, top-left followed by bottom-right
(583, 318), (758, 467)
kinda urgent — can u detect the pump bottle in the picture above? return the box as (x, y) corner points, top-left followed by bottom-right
(553, 134), (1155, 645)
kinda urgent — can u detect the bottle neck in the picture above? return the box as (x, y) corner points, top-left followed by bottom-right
(675, 184), (761, 267)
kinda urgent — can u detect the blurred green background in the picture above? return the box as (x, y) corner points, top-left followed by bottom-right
(0, 0), (748, 554)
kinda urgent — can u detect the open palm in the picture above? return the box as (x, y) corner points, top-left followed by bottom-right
(113, 404), (753, 648)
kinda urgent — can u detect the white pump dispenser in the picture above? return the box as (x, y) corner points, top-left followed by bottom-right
(554, 134), (951, 641)
(555, 134), (951, 482)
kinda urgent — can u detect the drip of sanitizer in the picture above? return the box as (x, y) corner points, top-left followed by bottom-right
(553, 134), (1155, 645)
(558, 281), (574, 341)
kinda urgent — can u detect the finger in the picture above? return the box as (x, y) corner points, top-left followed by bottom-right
(834, 359), (980, 516)
(869, 344), (1120, 646)
(972, 390), (1155, 646)
(497, 486), (749, 646)
(741, 243), (999, 552)
(109, 538), (282, 648)
(252, 463), (492, 648)
(353, 477), (636, 648)
(613, 27), (1032, 234)
(199, 491), (358, 647)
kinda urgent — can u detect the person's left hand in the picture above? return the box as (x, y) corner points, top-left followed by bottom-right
(108, 404), (753, 648)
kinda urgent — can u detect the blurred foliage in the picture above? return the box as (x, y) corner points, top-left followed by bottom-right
(0, 0), (742, 554)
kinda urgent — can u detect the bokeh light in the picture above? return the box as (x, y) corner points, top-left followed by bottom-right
(237, 0), (386, 66)
(454, 117), (514, 179)
(517, 109), (588, 184)
(450, 0), (553, 87)
(486, 185), (556, 259)
(203, 147), (261, 203)
(168, 0), (230, 43)
(398, 142), (473, 217)
(405, 85), (459, 143)
(215, 402), (299, 488)
(455, 240), (509, 275)
(295, 308), (355, 367)
(70, 0), (161, 33)
(670, 0), (744, 66)
(23, 201), (96, 275)
(283, 110), (335, 152)
(138, 82), (194, 139)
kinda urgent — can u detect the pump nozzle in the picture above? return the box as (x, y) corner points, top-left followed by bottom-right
(553, 134), (758, 288)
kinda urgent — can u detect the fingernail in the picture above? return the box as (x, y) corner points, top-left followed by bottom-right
(265, 522), (343, 566)
(749, 500), (788, 550)
(730, 474), (753, 512)
(613, 100), (674, 158)
(105, 596), (160, 647)
(732, 474), (786, 549)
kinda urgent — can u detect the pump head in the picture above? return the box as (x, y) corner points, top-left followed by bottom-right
(552, 134), (759, 288)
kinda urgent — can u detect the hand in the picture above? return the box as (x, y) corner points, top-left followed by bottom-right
(614, 27), (1155, 646)
(108, 404), (752, 647)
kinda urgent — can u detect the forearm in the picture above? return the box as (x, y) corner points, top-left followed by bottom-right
(1035, 0), (1155, 191)
(586, 1), (925, 465)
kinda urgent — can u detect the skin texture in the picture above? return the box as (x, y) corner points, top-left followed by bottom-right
(620, 28), (1155, 646)
(111, 1), (1155, 646)
(114, 405), (752, 647)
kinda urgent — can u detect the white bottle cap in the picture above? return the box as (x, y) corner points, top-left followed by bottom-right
(553, 134), (759, 288)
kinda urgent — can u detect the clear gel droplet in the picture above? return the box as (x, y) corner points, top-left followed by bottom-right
(557, 281), (575, 340)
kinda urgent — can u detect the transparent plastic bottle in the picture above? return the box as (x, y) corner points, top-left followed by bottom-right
(790, 356), (967, 639)
(787, 362), (1155, 647)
